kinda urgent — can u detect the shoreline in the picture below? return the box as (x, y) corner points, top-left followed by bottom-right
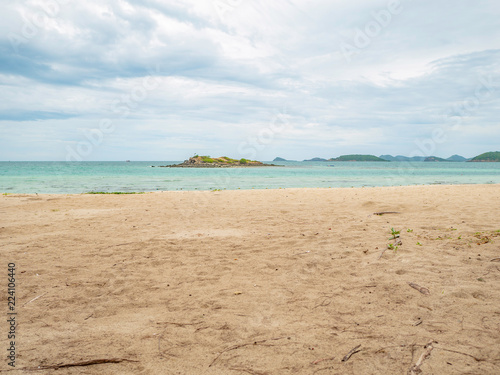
(2, 182), (500, 196)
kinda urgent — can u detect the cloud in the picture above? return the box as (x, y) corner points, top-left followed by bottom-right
(0, 0), (499, 160)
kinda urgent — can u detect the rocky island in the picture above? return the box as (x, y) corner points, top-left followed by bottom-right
(469, 151), (500, 162)
(330, 154), (388, 162)
(303, 157), (328, 162)
(156, 155), (276, 168)
(424, 156), (449, 162)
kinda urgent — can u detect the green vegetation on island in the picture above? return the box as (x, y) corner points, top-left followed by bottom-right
(447, 154), (468, 162)
(380, 155), (425, 161)
(158, 156), (276, 168)
(469, 151), (500, 162)
(424, 156), (448, 162)
(303, 157), (328, 162)
(330, 154), (388, 162)
(380, 154), (469, 162)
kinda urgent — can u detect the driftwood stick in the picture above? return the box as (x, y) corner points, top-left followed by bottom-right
(209, 337), (288, 367)
(436, 347), (483, 362)
(408, 282), (430, 295)
(373, 211), (400, 216)
(23, 292), (47, 307)
(342, 345), (361, 362)
(156, 321), (202, 327)
(158, 334), (164, 358)
(22, 358), (139, 371)
(408, 340), (436, 375)
(311, 356), (335, 365)
(378, 248), (388, 260)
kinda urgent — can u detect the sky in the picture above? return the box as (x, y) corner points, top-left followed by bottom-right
(0, 0), (499, 161)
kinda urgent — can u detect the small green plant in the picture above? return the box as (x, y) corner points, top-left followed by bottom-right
(211, 188), (222, 192)
(407, 229), (413, 233)
(477, 278), (485, 282)
(389, 228), (400, 240)
(416, 242), (422, 246)
(2, 193), (10, 196)
(387, 243), (398, 252)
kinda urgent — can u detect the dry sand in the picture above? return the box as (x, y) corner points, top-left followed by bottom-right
(1, 184), (500, 374)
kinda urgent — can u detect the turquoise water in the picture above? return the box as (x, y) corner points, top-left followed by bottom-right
(0, 161), (499, 193)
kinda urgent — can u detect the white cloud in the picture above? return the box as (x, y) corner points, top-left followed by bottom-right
(0, 0), (499, 160)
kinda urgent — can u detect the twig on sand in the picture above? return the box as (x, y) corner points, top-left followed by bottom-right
(408, 282), (430, 295)
(293, 250), (310, 256)
(156, 321), (202, 327)
(342, 345), (361, 362)
(84, 313), (94, 320)
(490, 258), (500, 262)
(311, 356), (335, 365)
(373, 211), (400, 216)
(209, 336), (288, 367)
(21, 358), (139, 371)
(436, 347), (483, 362)
(408, 340), (436, 375)
(377, 248), (387, 260)
(158, 334), (164, 358)
(229, 368), (268, 375)
(22, 292), (47, 307)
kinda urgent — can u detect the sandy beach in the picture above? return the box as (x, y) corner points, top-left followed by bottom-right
(1, 184), (500, 374)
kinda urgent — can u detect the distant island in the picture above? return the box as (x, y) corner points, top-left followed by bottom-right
(380, 155), (426, 162)
(469, 151), (500, 162)
(273, 157), (295, 162)
(303, 157), (328, 162)
(301, 154), (477, 162)
(447, 154), (468, 162)
(156, 155), (276, 168)
(380, 154), (469, 162)
(156, 152), (499, 168)
(330, 154), (387, 162)
(424, 156), (448, 162)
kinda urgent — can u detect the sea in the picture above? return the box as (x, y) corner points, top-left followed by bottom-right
(1, 161), (500, 194)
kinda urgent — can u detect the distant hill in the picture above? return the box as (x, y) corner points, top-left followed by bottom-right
(303, 157), (328, 162)
(469, 151), (500, 162)
(273, 157), (292, 162)
(424, 156), (448, 162)
(446, 154), (468, 162)
(379, 155), (426, 162)
(379, 154), (468, 162)
(331, 154), (388, 162)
